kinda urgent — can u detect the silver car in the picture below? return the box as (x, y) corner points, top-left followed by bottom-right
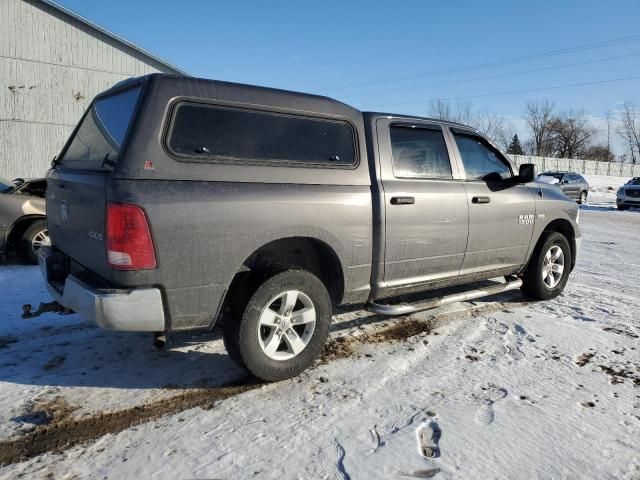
(617, 177), (640, 210)
(0, 177), (50, 263)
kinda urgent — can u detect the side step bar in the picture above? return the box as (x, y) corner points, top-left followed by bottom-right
(366, 276), (523, 316)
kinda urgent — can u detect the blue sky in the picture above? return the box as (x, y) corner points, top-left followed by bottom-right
(58, 0), (640, 149)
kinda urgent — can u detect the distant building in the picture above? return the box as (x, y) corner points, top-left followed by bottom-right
(1, 0), (187, 179)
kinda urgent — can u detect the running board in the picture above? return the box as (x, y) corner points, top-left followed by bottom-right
(366, 276), (523, 316)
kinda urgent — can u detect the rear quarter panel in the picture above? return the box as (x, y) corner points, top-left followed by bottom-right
(109, 180), (372, 329)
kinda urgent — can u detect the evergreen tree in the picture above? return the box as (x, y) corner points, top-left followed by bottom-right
(507, 134), (524, 155)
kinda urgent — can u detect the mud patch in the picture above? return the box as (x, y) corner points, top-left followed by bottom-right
(322, 336), (358, 362)
(42, 355), (66, 371)
(602, 326), (638, 339)
(13, 396), (78, 427)
(599, 365), (640, 386)
(575, 352), (595, 367)
(0, 336), (18, 349)
(0, 382), (260, 466)
(321, 319), (433, 362)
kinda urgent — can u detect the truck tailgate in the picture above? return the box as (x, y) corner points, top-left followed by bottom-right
(47, 170), (110, 277)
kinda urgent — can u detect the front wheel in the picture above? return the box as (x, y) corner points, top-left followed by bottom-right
(617, 204), (627, 211)
(224, 270), (332, 382)
(521, 232), (572, 300)
(578, 191), (587, 204)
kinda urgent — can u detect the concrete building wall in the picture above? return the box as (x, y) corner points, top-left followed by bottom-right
(0, 0), (183, 179)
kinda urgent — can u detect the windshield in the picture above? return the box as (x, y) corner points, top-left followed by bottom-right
(0, 176), (15, 193)
(58, 85), (142, 170)
(627, 178), (640, 186)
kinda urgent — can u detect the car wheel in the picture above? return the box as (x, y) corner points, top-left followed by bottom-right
(578, 191), (587, 204)
(21, 220), (50, 264)
(617, 204), (627, 211)
(224, 269), (331, 382)
(521, 231), (572, 300)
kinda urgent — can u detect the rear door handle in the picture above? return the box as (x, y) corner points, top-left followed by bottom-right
(472, 196), (491, 204)
(390, 196), (415, 205)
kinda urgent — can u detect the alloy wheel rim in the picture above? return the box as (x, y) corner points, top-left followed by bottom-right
(542, 245), (565, 289)
(31, 229), (51, 255)
(257, 290), (316, 361)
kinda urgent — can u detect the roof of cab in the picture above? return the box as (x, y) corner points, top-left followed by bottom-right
(110, 74), (362, 121)
(363, 111), (479, 132)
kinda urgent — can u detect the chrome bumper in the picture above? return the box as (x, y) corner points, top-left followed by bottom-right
(38, 247), (165, 331)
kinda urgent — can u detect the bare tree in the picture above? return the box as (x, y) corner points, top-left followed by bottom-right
(428, 99), (511, 149)
(429, 99), (453, 122)
(524, 99), (555, 156)
(617, 101), (640, 164)
(546, 110), (597, 158)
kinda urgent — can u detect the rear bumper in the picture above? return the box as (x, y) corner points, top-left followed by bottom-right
(38, 247), (165, 331)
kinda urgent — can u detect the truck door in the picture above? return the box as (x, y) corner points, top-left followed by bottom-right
(448, 129), (535, 277)
(375, 119), (469, 296)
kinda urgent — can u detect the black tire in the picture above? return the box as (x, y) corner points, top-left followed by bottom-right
(578, 191), (587, 204)
(224, 269), (331, 382)
(521, 231), (572, 300)
(617, 205), (627, 211)
(20, 220), (49, 265)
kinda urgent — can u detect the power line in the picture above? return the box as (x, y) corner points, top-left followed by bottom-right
(340, 52), (640, 99)
(362, 74), (640, 109)
(318, 34), (640, 92)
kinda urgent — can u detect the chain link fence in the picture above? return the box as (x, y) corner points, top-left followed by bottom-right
(509, 154), (640, 178)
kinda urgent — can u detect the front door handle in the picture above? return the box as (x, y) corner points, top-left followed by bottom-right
(472, 196), (491, 204)
(390, 196), (415, 205)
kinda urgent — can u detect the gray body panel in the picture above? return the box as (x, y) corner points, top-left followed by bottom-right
(0, 181), (46, 256)
(44, 74), (581, 332)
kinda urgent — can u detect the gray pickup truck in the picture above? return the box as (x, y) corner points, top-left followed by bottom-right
(33, 74), (580, 381)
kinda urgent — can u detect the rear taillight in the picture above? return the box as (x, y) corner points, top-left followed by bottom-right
(106, 202), (156, 270)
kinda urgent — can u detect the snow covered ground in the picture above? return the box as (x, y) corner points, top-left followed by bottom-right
(0, 175), (638, 479)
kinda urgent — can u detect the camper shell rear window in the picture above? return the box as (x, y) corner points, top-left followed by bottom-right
(58, 85), (143, 170)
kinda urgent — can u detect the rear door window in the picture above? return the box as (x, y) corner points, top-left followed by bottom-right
(167, 103), (357, 167)
(453, 133), (512, 180)
(389, 125), (453, 179)
(58, 85), (143, 170)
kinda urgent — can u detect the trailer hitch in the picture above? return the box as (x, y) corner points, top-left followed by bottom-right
(21, 301), (72, 319)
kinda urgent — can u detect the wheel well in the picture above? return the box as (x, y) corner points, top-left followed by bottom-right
(218, 237), (345, 325)
(6, 216), (46, 249)
(541, 219), (576, 269)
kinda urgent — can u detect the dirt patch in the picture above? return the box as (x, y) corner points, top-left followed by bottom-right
(321, 336), (358, 362)
(0, 336), (18, 349)
(599, 365), (640, 386)
(42, 355), (66, 371)
(0, 382), (260, 466)
(575, 352), (595, 367)
(366, 319), (432, 343)
(321, 318), (433, 363)
(17, 396), (79, 427)
(602, 326), (638, 339)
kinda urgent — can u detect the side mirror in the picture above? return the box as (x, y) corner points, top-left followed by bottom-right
(517, 163), (536, 183)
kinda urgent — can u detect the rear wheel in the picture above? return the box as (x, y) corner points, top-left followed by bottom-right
(521, 232), (572, 300)
(617, 204), (627, 211)
(20, 220), (50, 264)
(578, 191), (587, 204)
(223, 269), (331, 381)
